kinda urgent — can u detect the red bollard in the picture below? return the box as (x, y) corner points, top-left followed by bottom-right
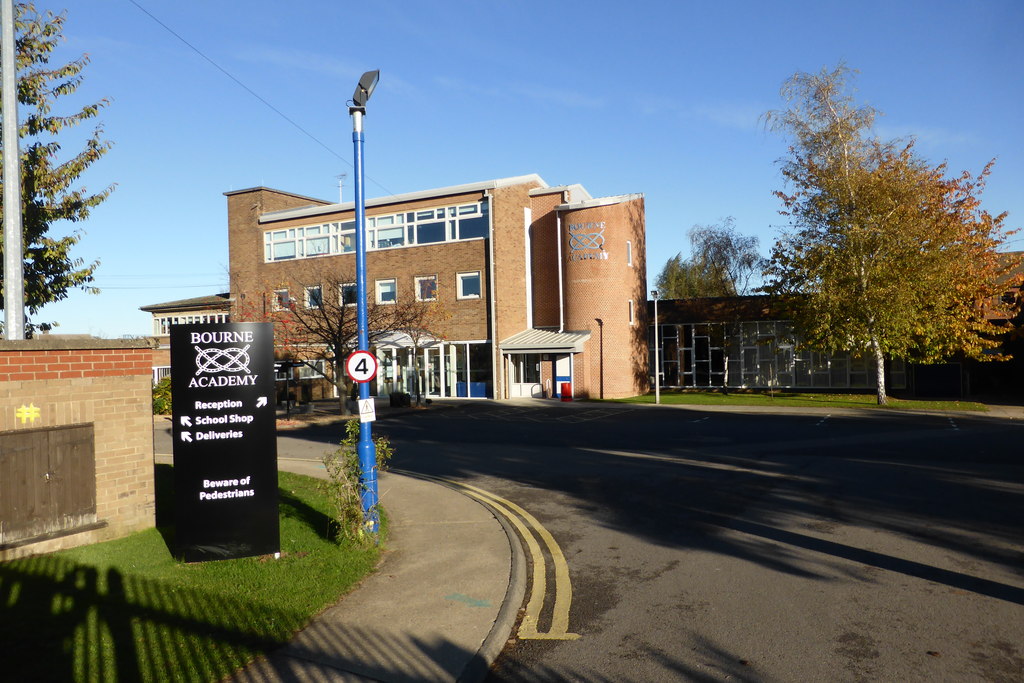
(560, 382), (572, 402)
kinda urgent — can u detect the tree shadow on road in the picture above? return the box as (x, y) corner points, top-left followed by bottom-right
(383, 405), (1024, 605)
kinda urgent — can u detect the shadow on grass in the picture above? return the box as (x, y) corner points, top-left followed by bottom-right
(0, 464), (450, 682)
(0, 551), (296, 681)
(277, 486), (335, 543)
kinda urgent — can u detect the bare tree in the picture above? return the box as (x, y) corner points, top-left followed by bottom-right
(236, 265), (450, 414)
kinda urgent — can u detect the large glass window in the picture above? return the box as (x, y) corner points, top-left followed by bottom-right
(468, 343), (492, 397)
(457, 202), (489, 239)
(272, 241), (296, 260)
(416, 221), (446, 244)
(375, 226), (405, 249)
(651, 320), (904, 391)
(264, 201), (488, 263)
(511, 354), (541, 384)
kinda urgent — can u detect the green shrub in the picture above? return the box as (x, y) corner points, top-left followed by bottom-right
(152, 376), (172, 414)
(321, 419), (392, 544)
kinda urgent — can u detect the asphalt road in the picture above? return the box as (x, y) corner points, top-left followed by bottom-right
(156, 402), (1024, 681)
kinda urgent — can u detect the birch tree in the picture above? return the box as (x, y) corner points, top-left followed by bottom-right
(763, 64), (1018, 404)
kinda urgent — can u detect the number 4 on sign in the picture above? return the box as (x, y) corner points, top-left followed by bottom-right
(346, 350), (379, 383)
(358, 398), (376, 423)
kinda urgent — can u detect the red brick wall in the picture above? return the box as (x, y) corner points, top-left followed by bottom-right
(561, 197), (648, 399)
(0, 338), (157, 559)
(529, 191), (565, 328)
(0, 348), (154, 382)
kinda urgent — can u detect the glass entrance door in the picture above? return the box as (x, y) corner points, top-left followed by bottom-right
(423, 346), (442, 397)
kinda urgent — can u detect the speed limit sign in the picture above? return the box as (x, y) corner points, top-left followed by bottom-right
(345, 350), (379, 383)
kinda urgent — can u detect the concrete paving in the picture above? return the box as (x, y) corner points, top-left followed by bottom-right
(229, 463), (515, 683)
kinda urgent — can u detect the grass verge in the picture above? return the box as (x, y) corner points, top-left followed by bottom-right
(605, 391), (988, 411)
(0, 465), (382, 682)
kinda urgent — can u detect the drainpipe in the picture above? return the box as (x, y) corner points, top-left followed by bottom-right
(524, 207), (533, 329)
(485, 192), (500, 399)
(556, 212), (565, 333)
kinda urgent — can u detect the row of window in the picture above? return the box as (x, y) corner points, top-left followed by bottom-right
(153, 312), (229, 336)
(264, 201), (490, 262)
(650, 320), (907, 389)
(275, 271), (483, 310)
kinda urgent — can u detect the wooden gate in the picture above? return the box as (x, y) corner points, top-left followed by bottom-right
(0, 423), (98, 547)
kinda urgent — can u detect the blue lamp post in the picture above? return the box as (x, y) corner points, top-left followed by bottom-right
(350, 69), (380, 533)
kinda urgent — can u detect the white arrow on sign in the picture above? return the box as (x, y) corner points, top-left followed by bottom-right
(180, 415), (192, 427)
(180, 432), (193, 442)
(256, 396), (268, 408)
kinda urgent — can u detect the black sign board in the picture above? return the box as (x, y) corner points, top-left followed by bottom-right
(170, 322), (280, 562)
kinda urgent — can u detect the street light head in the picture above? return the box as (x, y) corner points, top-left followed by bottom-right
(651, 290), (659, 300)
(351, 70), (380, 107)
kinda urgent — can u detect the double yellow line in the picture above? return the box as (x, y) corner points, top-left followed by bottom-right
(406, 473), (580, 641)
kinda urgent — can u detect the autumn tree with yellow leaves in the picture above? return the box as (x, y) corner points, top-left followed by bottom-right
(763, 64), (1019, 404)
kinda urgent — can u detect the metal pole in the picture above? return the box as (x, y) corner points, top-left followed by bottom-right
(2, 0), (25, 340)
(652, 291), (660, 404)
(351, 106), (378, 533)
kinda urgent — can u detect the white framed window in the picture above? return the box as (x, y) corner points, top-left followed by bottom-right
(263, 203), (489, 263)
(340, 282), (357, 306)
(626, 240), (633, 267)
(416, 275), (438, 301)
(304, 285), (323, 309)
(376, 278), (397, 304)
(457, 271), (481, 299)
(152, 312), (229, 335)
(297, 359), (326, 379)
(628, 299), (635, 325)
(273, 289), (291, 311)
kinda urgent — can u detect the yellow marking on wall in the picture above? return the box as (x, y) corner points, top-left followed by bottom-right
(406, 472), (580, 641)
(15, 403), (41, 425)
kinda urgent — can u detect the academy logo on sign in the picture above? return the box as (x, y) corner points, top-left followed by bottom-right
(187, 330), (260, 388)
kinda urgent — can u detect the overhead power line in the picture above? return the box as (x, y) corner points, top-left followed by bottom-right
(97, 283), (224, 290)
(126, 0), (394, 196)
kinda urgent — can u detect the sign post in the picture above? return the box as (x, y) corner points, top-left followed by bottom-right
(170, 322), (280, 562)
(350, 69), (381, 534)
(346, 350), (379, 424)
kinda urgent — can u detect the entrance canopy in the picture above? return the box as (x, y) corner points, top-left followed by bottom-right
(499, 328), (590, 354)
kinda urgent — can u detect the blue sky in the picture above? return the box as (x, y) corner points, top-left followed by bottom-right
(27, 0), (1024, 337)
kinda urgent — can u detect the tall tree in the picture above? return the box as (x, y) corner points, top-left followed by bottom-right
(655, 218), (764, 298)
(0, 3), (113, 332)
(763, 64), (1018, 404)
(654, 253), (704, 298)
